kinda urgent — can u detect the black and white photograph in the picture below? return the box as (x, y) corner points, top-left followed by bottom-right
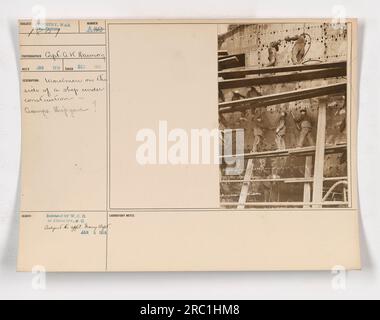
(218, 23), (350, 209)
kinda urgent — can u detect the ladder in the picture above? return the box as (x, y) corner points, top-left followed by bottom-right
(237, 159), (255, 209)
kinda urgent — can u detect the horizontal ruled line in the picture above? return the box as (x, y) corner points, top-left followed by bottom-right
(21, 70), (107, 73)
(20, 57), (106, 60)
(20, 44), (106, 47)
(19, 32), (105, 35)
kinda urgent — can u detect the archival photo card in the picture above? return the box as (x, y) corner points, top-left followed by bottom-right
(17, 19), (360, 272)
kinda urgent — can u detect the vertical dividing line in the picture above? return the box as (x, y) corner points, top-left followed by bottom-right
(105, 21), (110, 272)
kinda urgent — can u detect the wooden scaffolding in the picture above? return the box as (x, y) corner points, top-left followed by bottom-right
(219, 57), (348, 209)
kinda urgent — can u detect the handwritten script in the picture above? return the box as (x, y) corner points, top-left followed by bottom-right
(22, 74), (106, 119)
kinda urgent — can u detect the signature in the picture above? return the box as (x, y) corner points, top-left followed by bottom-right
(44, 223), (110, 235)
(28, 26), (61, 38)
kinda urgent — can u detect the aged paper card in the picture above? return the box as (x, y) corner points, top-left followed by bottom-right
(17, 19), (360, 272)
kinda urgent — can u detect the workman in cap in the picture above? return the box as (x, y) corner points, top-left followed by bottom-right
(292, 107), (315, 147)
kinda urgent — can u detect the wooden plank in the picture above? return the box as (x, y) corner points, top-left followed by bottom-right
(237, 159), (255, 209)
(303, 156), (313, 208)
(312, 100), (328, 208)
(220, 176), (347, 184)
(221, 193), (261, 198)
(221, 144), (347, 161)
(219, 61), (347, 79)
(218, 57), (239, 71)
(221, 178), (313, 184)
(218, 54), (245, 71)
(221, 201), (349, 207)
(219, 83), (347, 114)
(219, 67), (346, 89)
(324, 177), (348, 182)
(218, 53), (245, 61)
(218, 50), (229, 57)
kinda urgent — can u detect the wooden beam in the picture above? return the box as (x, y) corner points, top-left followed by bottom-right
(221, 193), (261, 198)
(218, 54), (245, 71)
(221, 144), (347, 161)
(221, 178), (312, 184)
(324, 177), (348, 182)
(219, 56), (238, 68)
(221, 201), (349, 207)
(218, 53), (245, 61)
(312, 99), (328, 208)
(219, 83), (347, 114)
(218, 50), (229, 57)
(219, 61), (347, 79)
(303, 156), (313, 208)
(220, 176), (347, 184)
(237, 159), (255, 209)
(219, 67), (346, 89)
